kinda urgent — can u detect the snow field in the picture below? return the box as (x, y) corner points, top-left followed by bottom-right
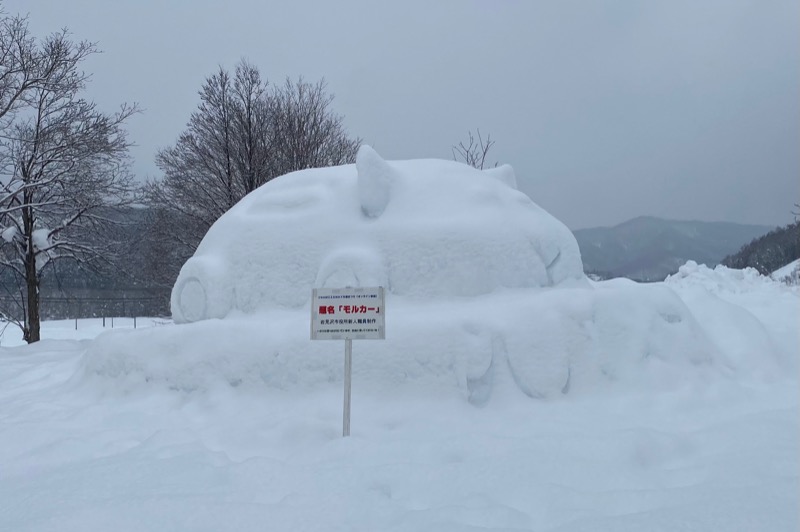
(0, 343), (796, 531)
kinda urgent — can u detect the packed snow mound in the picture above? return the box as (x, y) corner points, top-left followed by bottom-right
(171, 146), (584, 323)
(664, 260), (798, 376)
(665, 260), (782, 294)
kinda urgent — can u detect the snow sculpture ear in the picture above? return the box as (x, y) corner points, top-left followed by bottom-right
(357, 145), (393, 218)
(483, 164), (517, 190)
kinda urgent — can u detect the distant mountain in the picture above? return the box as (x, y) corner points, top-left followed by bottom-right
(574, 216), (773, 281)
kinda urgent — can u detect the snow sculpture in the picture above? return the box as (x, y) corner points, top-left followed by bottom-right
(89, 154), (771, 401)
(171, 146), (584, 323)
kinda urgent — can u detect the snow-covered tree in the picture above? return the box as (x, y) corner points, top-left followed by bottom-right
(0, 18), (138, 343)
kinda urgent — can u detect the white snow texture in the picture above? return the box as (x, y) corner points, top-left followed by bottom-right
(78, 149), (794, 401)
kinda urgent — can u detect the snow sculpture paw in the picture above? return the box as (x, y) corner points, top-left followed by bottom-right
(171, 256), (233, 323)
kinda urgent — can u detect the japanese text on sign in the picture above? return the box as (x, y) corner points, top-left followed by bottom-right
(311, 286), (385, 340)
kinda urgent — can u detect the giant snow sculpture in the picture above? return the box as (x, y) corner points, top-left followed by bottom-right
(171, 146), (584, 323)
(83, 147), (739, 402)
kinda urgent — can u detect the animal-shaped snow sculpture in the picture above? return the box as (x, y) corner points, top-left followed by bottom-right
(171, 146), (584, 323)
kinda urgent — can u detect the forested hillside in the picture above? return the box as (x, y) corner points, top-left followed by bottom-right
(722, 221), (800, 275)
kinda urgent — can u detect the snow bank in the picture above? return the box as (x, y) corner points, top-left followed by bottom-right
(666, 260), (799, 376)
(171, 146), (584, 322)
(772, 258), (800, 284)
(665, 260), (780, 294)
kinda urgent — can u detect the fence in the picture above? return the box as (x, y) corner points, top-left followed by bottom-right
(0, 292), (171, 322)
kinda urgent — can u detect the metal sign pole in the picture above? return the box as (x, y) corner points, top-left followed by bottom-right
(343, 338), (352, 437)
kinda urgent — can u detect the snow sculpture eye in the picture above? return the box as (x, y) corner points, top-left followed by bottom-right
(245, 186), (324, 214)
(315, 247), (387, 290)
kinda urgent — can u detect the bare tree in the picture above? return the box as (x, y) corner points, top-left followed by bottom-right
(0, 26), (138, 343)
(452, 129), (496, 170)
(269, 77), (360, 177)
(0, 12), (39, 125)
(145, 63), (360, 285)
(231, 61), (272, 195)
(148, 61), (271, 253)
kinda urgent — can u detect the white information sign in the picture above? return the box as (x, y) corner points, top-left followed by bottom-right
(311, 286), (385, 340)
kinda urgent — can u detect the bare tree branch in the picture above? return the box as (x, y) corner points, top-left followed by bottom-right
(143, 62), (360, 286)
(452, 129), (497, 170)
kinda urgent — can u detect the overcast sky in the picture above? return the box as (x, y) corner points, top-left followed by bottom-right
(8, 0), (799, 229)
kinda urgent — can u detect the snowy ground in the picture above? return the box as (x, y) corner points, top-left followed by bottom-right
(0, 317), (169, 347)
(773, 258), (800, 284)
(1, 269), (797, 531)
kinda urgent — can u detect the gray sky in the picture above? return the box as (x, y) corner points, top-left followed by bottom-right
(8, 0), (799, 229)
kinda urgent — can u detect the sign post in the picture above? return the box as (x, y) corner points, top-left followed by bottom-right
(343, 338), (352, 436)
(311, 286), (385, 437)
